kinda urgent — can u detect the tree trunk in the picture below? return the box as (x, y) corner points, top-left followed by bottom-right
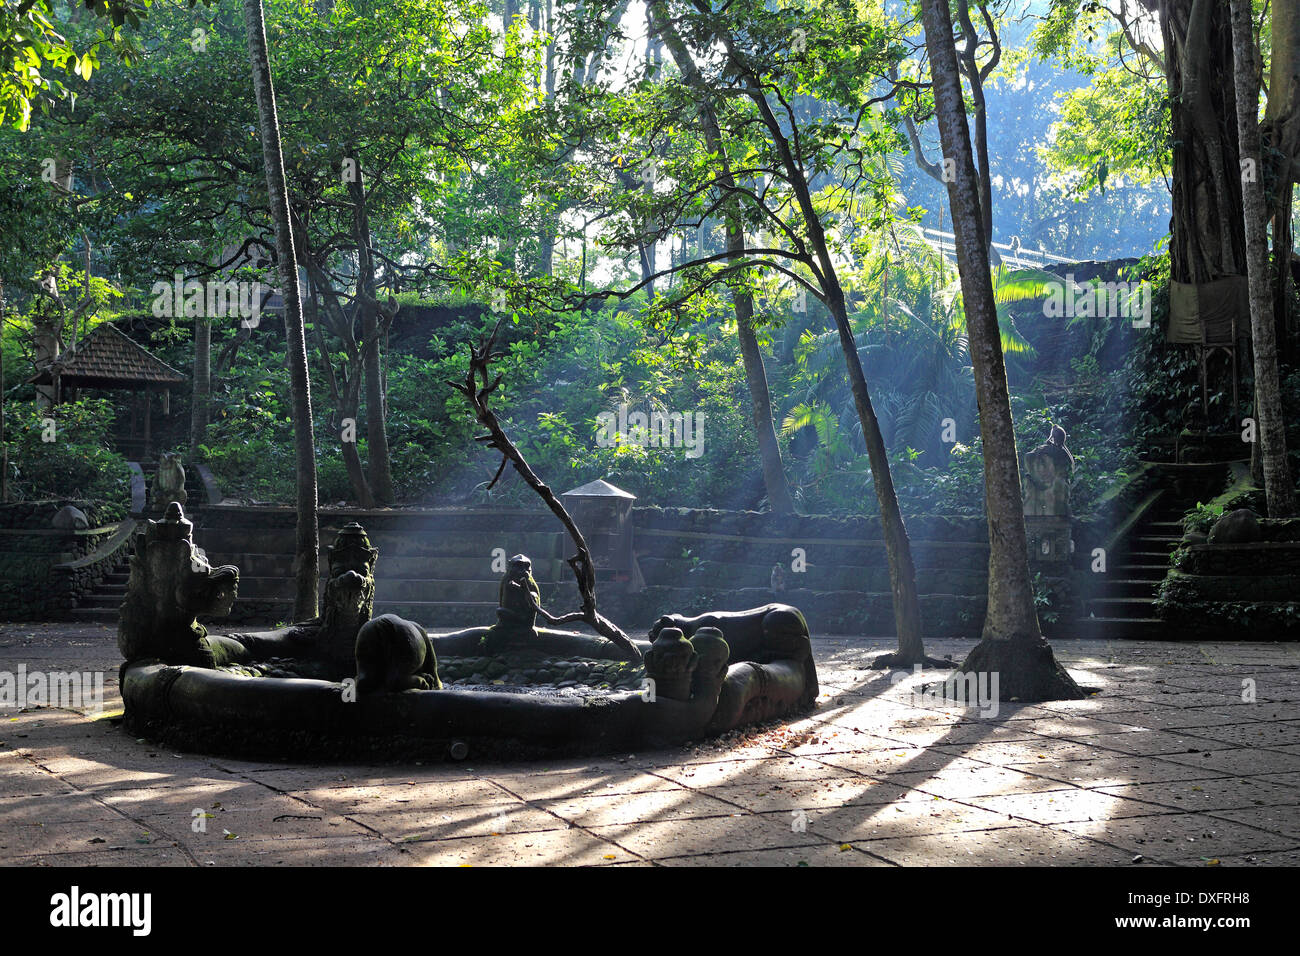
(1266, 0), (1300, 360)
(1230, 0), (1296, 516)
(189, 318), (210, 460)
(697, 10), (936, 667)
(243, 0), (319, 620)
(735, 312), (796, 515)
(920, 0), (1083, 700)
(825, 290), (930, 665)
(346, 152), (395, 504)
(1162, 0), (1247, 285)
(307, 289), (374, 508)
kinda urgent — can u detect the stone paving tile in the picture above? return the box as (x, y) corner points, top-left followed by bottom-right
(534, 789), (739, 827)
(860, 825), (1160, 866)
(699, 776), (911, 814)
(2, 846), (194, 866)
(1094, 777), (1298, 812)
(1055, 813), (1299, 858)
(652, 755), (858, 787)
(655, 844), (892, 866)
(801, 794), (1022, 842)
(587, 813), (822, 859)
(291, 778), (512, 813)
(1204, 805), (1300, 839)
(967, 788), (1172, 825)
(1155, 747), (1300, 776)
(0, 760), (77, 797)
(484, 769), (683, 800)
(188, 836), (400, 866)
(242, 764), (477, 792)
(0, 812), (163, 856)
(135, 804), (368, 843)
(398, 828), (635, 866)
(1061, 730), (1237, 757)
(20, 753), (235, 792)
(1097, 708), (1264, 731)
(2, 627), (1297, 866)
(1005, 754), (1235, 787)
(98, 780), (312, 815)
(1168, 847), (1300, 866)
(347, 802), (566, 843)
(816, 748), (993, 778)
(930, 737), (1106, 764)
(887, 763), (1079, 799)
(0, 792), (117, 825)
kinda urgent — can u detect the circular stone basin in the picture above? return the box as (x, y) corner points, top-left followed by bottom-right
(121, 622), (818, 762)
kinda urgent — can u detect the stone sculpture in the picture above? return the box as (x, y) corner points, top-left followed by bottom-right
(152, 452), (188, 511)
(648, 603), (818, 708)
(354, 613), (442, 693)
(1022, 424), (1073, 517)
(484, 554), (546, 651)
(117, 502), (238, 667)
(225, 523), (378, 680)
(643, 626), (698, 700)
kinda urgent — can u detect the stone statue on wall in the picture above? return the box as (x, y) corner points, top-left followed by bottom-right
(152, 452), (188, 512)
(1023, 424), (1074, 517)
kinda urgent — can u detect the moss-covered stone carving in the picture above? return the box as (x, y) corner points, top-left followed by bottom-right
(643, 626), (697, 700)
(117, 502), (238, 667)
(152, 452), (188, 511)
(355, 613), (442, 693)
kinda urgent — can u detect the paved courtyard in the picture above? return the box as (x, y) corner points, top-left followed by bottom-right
(1, 622), (1298, 866)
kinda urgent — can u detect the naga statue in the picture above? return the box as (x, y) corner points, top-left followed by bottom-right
(117, 502), (238, 667)
(222, 523), (379, 681)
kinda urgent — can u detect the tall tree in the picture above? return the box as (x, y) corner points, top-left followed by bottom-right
(1265, 0), (1300, 355)
(1230, 0), (1296, 517)
(190, 316), (210, 459)
(648, 0), (795, 515)
(585, 0), (945, 666)
(897, 0), (1003, 264)
(242, 0), (319, 619)
(919, 0), (1082, 700)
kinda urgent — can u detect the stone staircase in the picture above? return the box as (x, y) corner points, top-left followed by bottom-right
(185, 506), (993, 635)
(1079, 463), (1227, 639)
(65, 555), (130, 624)
(197, 507), (581, 628)
(62, 459), (215, 624)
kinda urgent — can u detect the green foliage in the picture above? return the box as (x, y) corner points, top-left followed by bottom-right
(1182, 501), (1226, 535)
(3, 397), (129, 505)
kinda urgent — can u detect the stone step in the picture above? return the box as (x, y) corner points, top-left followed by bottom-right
(1088, 596), (1158, 618)
(1075, 616), (1169, 640)
(1115, 564), (1169, 581)
(1132, 535), (1181, 550)
(205, 552), (576, 582)
(1092, 578), (1161, 598)
(199, 528), (567, 560)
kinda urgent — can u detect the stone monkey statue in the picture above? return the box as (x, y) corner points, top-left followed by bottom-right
(1023, 423), (1073, 517)
(152, 452), (188, 511)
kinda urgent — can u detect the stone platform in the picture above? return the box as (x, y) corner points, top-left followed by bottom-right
(1, 622), (1297, 866)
